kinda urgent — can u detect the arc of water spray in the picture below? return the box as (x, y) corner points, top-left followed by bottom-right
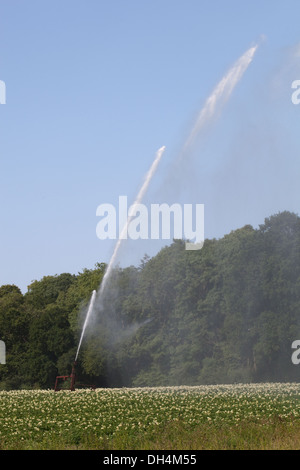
(182, 43), (258, 155)
(98, 145), (166, 299)
(75, 289), (97, 361)
(75, 146), (166, 361)
(75, 42), (259, 362)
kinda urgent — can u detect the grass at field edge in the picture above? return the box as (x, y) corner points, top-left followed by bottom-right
(2, 417), (300, 450)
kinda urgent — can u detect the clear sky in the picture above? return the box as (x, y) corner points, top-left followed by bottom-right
(1, 0), (300, 292)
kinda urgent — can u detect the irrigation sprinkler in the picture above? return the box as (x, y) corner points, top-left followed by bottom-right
(54, 361), (96, 391)
(54, 361), (77, 391)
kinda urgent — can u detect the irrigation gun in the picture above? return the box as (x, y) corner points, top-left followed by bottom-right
(54, 361), (77, 392)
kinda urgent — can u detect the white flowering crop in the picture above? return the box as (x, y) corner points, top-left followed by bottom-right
(1, 383), (300, 445)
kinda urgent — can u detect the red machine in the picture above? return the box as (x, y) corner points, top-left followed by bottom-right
(54, 362), (77, 391)
(54, 361), (95, 391)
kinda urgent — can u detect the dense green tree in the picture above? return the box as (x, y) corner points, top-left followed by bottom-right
(0, 285), (29, 388)
(2, 211), (300, 389)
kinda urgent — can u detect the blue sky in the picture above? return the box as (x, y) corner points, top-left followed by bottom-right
(1, 1), (300, 292)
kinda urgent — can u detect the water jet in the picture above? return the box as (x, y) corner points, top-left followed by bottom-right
(63, 42), (259, 388)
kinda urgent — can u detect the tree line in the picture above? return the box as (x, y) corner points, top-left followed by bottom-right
(1, 210), (300, 389)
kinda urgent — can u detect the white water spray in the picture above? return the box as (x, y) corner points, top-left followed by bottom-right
(74, 43), (259, 361)
(75, 146), (166, 360)
(75, 289), (97, 361)
(98, 145), (166, 298)
(182, 43), (258, 154)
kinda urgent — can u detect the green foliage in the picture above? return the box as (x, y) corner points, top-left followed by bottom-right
(1, 211), (300, 389)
